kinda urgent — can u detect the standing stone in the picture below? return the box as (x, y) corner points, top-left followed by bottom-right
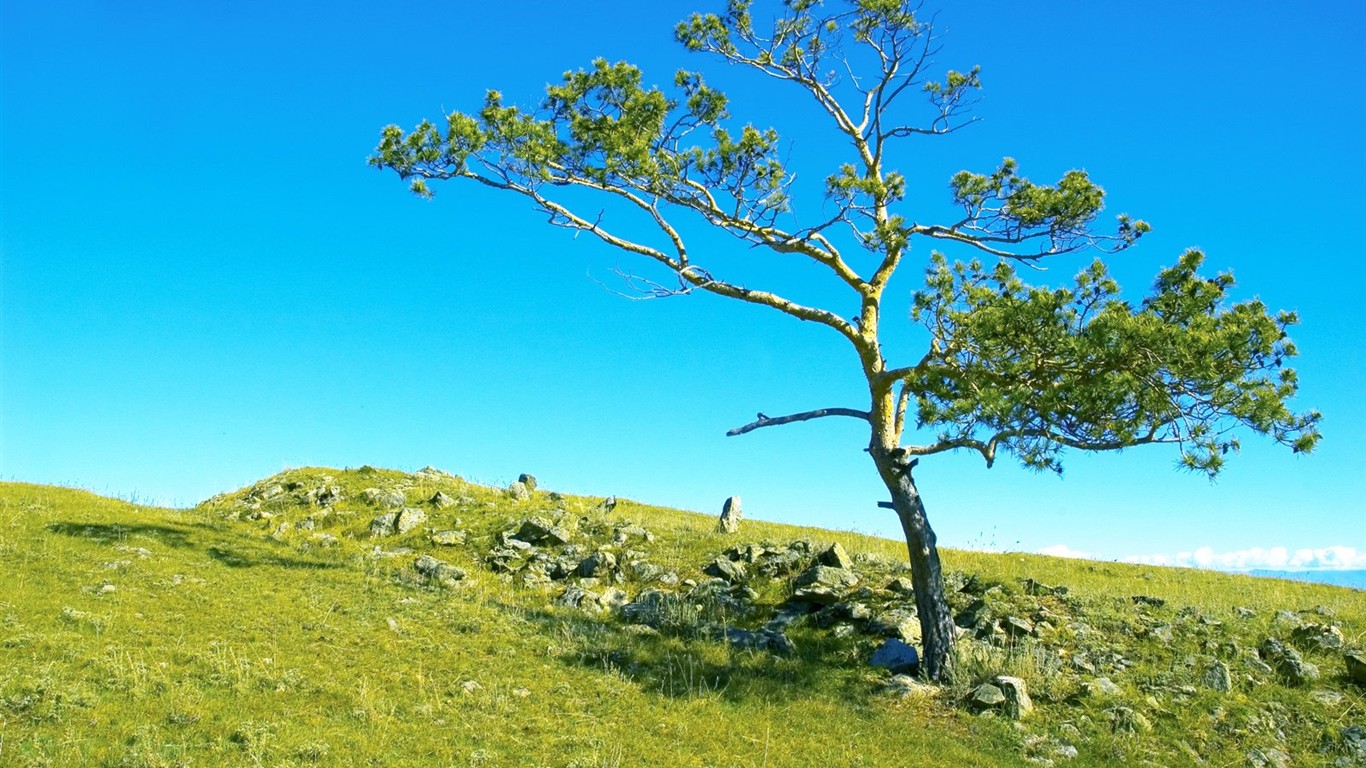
(993, 675), (1033, 719)
(817, 542), (855, 570)
(718, 496), (743, 534)
(518, 473), (538, 492)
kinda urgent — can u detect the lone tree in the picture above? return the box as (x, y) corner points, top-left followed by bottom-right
(371, 0), (1320, 680)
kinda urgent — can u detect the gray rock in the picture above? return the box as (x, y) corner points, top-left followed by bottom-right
(1291, 623), (1344, 651)
(867, 609), (920, 643)
(1083, 677), (1122, 697)
(1259, 637), (1320, 685)
(718, 496), (743, 534)
(596, 496), (618, 512)
(817, 542), (854, 570)
(792, 564), (859, 605)
(1003, 615), (1035, 638)
(506, 481), (531, 502)
(556, 585), (599, 611)
(1109, 706), (1152, 733)
(886, 576), (915, 595)
(883, 674), (936, 697)
(413, 555), (465, 585)
(576, 551), (617, 579)
(307, 485), (343, 506)
(517, 473), (538, 492)
(1310, 690), (1344, 706)
(369, 512), (398, 537)
(394, 507), (427, 534)
(969, 683), (1006, 711)
(1345, 650), (1366, 684)
(362, 487), (405, 509)
(612, 524), (654, 544)
(1235, 606), (1256, 619)
(430, 530), (466, 546)
(430, 491), (456, 508)
(515, 516), (571, 546)
(703, 557), (747, 584)
(718, 626), (795, 656)
(1204, 661), (1233, 692)
(993, 675), (1033, 719)
(414, 465), (455, 481)
(1246, 748), (1291, 768)
(870, 638), (920, 675)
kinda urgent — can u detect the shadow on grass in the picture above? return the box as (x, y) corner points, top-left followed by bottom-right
(502, 600), (869, 704)
(206, 545), (343, 570)
(47, 521), (197, 548)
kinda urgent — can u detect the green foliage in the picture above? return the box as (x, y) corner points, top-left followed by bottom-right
(910, 252), (1321, 474)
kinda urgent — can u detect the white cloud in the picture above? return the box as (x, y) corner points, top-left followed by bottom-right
(1121, 545), (1366, 572)
(1037, 544), (1093, 560)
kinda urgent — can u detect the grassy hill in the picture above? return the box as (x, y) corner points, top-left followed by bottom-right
(1, 468), (1362, 767)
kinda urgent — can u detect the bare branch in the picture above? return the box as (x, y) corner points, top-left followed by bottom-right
(727, 407), (871, 436)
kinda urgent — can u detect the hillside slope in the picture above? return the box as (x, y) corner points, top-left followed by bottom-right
(1, 468), (1362, 767)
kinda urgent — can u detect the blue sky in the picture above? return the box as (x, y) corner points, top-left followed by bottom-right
(3, 1), (1363, 571)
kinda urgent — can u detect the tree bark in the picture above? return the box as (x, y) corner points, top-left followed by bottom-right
(870, 444), (957, 681)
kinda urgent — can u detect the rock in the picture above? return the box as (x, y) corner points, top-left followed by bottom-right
(955, 598), (992, 631)
(556, 585), (600, 611)
(413, 555), (465, 585)
(867, 609), (920, 643)
(1340, 726), (1366, 761)
(515, 517), (572, 546)
(718, 626), (795, 656)
(1344, 651), (1366, 684)
(969, 683), (1006, 711)
(612, 524), (654, 544)
(1274, 610), (1301, 626)
(792, 564), (859, 605)
(430, 491), (456, 508)
(817, 542), (854, 570)
(1109, 706), (1152, 733)
(596, 496), (618, 513)
(1310, 690), (1344, 706)
(718, 496), (743, 534)
(369, 512), (398, 537)
(1003, 615), (1035, 638)
(870, 638), (920, 675)
(886, 576), (916, 595)
(1235, 606), (1256, 619)
(883, 674), (936, 698)
(1291, 623), (1345, 651)
(414, 466), (455, 481)
(1204, 661), (1233, 692)
(1021, 578), (1068, 596)
(576, 551), (617, 579)
(1082, 677), (1122, 698)
(430, 530), (466, 546)
(306, 485), (343, 506)
(512, 473), (536, 492)
(362, 488), (405, 509)
(703, 557), (747, 583)
(993, 675), (1033, 719)
(1131, 595), (1165, 608)
(1259, 638), (1320, 685)
(506, 481), (531, 502)
(1246, 748), (1291, 768)
(394, 507), (427, 535)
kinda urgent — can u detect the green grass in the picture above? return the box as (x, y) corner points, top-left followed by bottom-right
(1, 468), (1362, 767)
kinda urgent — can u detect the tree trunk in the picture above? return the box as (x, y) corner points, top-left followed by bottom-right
(870, 445), (957, 681)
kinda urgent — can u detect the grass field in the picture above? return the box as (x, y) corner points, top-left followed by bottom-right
(2, 468), (1362, 767)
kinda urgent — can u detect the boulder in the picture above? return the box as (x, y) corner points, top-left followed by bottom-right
(867, 609), (920, 643)
(993, 675), (1033, 719)
(703, 557), (747, 584)
(506, 481), (531, 502)
(596, 496), (618, 513)
(1259, 637), (1320, 685)
(1203, 660), (1233, 692)
(968, 683), (1006, 712)
(886, 577), (915, 595)
(394, 507), (427, 535)
(870, 638), (920, 675)
(369, 512), (398, 537)
(718, 496), (743, 533)
(792, 564), (859, 605)
(576, 551), (618, 579)
(816, 542), (854, 570)
(718, 626), (795, 656)
(1291, 623), (1344, 651)
(429, 491), (456, 509)
(612, 524), (654, 544)
(1344, 650), (1366, 685)
(362, 488), (405, 509)
(517, 473), (538, 492)
(413, 554), (465, 585)
(1002, 615), (1035, 638)
(515, 516), (572, 546)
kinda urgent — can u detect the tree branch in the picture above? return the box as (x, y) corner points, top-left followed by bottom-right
(727, 407), (871, 436)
